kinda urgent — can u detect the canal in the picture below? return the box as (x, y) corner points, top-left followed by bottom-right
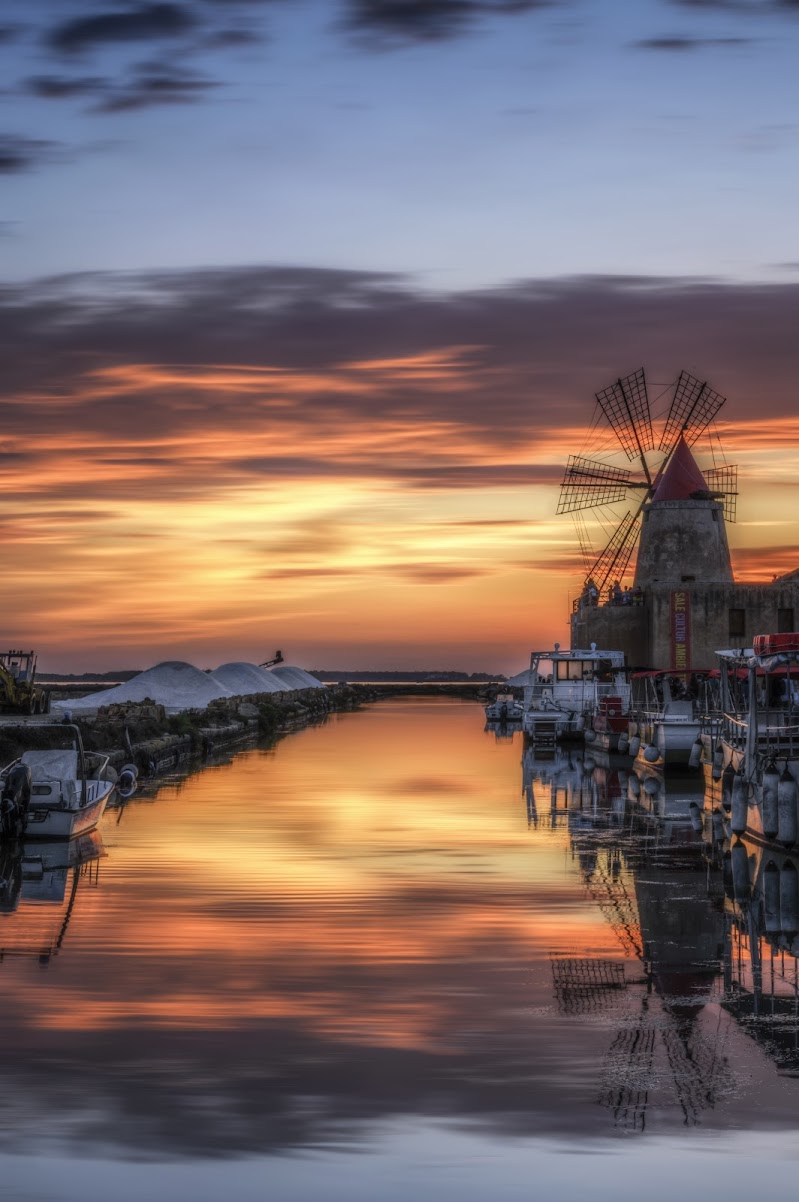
(2, 697), (799, 1200)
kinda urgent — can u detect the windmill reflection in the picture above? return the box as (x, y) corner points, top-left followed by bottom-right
(0, 830), (104, 965)
(526, 746), (731, 1130)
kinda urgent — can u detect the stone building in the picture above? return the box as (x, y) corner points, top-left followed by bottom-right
(570, 438), (799, 670)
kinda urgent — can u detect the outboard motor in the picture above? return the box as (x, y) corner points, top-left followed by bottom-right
(0, 764), (32, 840)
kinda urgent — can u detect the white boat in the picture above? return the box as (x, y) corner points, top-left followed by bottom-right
(521, 644), (628, 744)
(0, 724), (116, 840)
(484, 693), (523, 723)
(715, 634), (799, 847)
(629, 670), (717, 768)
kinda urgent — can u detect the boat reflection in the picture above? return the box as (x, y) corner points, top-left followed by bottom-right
(0, 829), (103, 964)
(530, 743), (730, 1128)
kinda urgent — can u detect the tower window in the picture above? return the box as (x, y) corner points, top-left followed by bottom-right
(729, 609), (746, 638)
(778, 608), (795, 633)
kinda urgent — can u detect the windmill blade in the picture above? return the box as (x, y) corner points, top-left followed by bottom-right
(659, 371), (726, 452)
(573, 511), (594, 574)
(704, 464), (738, 523)
(557, 455), (633, 514)
(595, 369), (654, 465)
(586, 511), (639, 596)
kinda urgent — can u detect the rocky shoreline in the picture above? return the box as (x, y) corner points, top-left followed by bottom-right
(62, 681), (494, 783)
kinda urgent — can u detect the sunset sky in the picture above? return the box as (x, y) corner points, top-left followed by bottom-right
(3, 0), (799, 672)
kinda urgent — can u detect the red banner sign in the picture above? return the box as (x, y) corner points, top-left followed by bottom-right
(670, 590), (691, 671)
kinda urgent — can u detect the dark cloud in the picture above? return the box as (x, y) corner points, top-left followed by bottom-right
(632, 34), (753, 49)
(24, 65), (219, 112)
(3, 265), (799, 501)
(343, 0), (554, 42)
(25, 74), (107, 100)
(48, 3), (197, 54)
(0, 25), (23, 43)
(0, 134), (62, 173)
(93, 64), (220, 111)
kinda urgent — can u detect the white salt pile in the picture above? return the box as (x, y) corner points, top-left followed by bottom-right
(53, 661), (233, 715)
(211, 662), (292, 695)
(272, 665), (326, 690)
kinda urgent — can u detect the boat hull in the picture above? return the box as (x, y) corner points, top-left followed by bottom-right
(24, 782), (113, 840)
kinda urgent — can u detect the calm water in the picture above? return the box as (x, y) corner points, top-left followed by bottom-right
(3, 698), (799, 1200)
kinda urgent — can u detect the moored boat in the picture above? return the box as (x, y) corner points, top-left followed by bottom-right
(0, 724), (120, 840)
(715, 635), (799, 847)
(521, 644), (628, 744)
(629, 669), (717, 769)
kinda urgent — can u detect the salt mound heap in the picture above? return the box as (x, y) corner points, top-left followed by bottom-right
(211, 662), (291, 695)
(54, 661), (233, 714)
(272, 665), (326, 690)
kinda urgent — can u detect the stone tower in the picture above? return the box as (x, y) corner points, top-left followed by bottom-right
(633, 436), (733, 588)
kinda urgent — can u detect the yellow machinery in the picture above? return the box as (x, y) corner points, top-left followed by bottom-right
(0, 650), (50, 714)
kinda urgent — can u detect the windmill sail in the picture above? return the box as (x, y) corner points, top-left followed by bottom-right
(595, 368), (654, 463)
(704, 464), (738, 523)
(557, 456), (633, 514)
(659, 371), (726, 452)
(586, 511), (639, 594)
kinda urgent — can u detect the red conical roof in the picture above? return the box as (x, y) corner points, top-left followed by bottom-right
(651, 436), (709, 502)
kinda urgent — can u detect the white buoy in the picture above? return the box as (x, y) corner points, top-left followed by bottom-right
(688, 737), (703, 769)
(764, 861), (781, 935)
(778, 768), (798, 847)
(628, 735), (641, 758)
(781, 860), (799, 936)
(617, 733), (629, 755)
(731, 771), (748, 835)
(762, 765), (780, 841)
(731, 838), (751, 901)
(720, 764), (735, 814)
(643, 744), (660, 764)
(584, 728), (596, 744)
(689, 801), (703, 833)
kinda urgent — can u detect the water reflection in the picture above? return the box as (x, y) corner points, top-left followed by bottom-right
(5, 700), (799, 1179)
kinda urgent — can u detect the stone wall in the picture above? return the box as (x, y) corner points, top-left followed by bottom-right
(571, 581), (799, 670)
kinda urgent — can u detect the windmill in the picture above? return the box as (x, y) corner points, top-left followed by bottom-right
(557, 369), (738, 598)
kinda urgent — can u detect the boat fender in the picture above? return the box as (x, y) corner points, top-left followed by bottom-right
(731, 838), (751, 902)
(689, 801), (703, 833)
(731, 771), (748, 835)
(711, 808), (725, 844)
(764, 861), (781, 934)
(628, 735), (641, 758)
(762, 764), (780, 841)
(688, 737), (703, 770)
(780, 860), (799, 937)
(617, 734), (629, 755)
(583, 756), (596, 773)
(117, 768), (138, 800)
(628, 774), (641, 799)
(720, 764), (735, 813)
(584, 729), (597, 744)
(643, 744), (660, 764)
(643, 776), (660, 797)
(629, 722), (638, 738)
(712, 745), (724, 782)
(778, 768), (798, 848)
(574, 715), (585, 732)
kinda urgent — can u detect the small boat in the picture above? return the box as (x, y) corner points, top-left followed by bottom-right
(0, 723), (117, 840)
(629, 669), (717, 768)
(484, 693), (523, 723)
(715, 634), (799, 846)
(521, 643), (628, 744)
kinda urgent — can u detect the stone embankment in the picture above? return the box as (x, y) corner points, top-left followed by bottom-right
(72, 683), (376, 777)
